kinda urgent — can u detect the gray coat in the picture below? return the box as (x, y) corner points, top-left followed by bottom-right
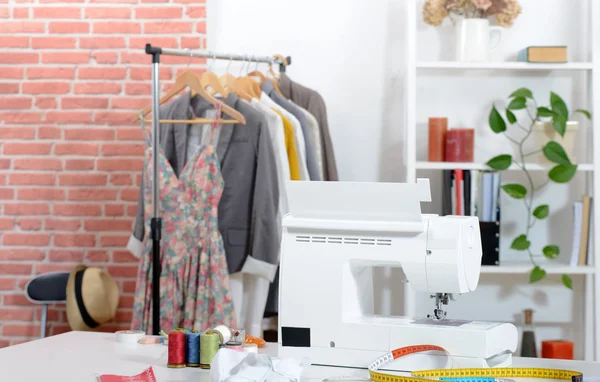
(279, 73), (338, 181)
(132, 92), (280, 278)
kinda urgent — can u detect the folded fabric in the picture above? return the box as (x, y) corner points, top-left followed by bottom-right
(210, 348), (309, 382)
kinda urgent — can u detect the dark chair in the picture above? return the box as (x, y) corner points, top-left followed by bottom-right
(25, 272), (70, 338)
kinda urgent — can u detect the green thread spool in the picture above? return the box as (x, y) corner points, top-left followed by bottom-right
(200, 332), (220, 369)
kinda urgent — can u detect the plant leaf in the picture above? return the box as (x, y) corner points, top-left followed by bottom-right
(486, 154), (512, 170)
(507, 97), (527, 110)
(502, 184), (527, 199)
(543, 245), (559, 259)
(509, 88), (533, 99)
(511, 234), (530, 250)
(537, 107), (554, 117)
(530, 266), (546, 283)
(533, 204), (549, 219)
(542, 141), (571, 165)
(550, 91), (569, 117)
(549, 164), (578, 183)
(489, 105), (506, 133)
(506, 109), (517, 124)
(553, 115), (567, 137)
(562, 274), (573, 289)
(575, 109), (592, 120)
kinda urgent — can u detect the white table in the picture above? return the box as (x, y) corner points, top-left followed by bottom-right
(0, 332), (599, 381)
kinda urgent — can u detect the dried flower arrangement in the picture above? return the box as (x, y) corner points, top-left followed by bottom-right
(423, 0), (522, 27)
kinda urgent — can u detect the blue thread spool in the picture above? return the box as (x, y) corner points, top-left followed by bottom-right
(186, 330), (201, 367)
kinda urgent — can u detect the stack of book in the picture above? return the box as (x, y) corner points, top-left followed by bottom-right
(570, 195), (593, 266)
(442, 170), (500, 220)
(442, 170), (501, 265)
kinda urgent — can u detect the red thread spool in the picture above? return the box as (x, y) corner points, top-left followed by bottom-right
(167, 331), (187, 368)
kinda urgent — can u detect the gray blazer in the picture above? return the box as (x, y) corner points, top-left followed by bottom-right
(262, 81), (321, 181)
(132, 92), (280, 278)
(279, 73), (338, 181)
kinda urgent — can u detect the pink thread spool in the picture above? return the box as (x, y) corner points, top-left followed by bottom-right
(224, 341), (243, 352)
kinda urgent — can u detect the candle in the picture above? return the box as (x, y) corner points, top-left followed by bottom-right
(428, 117), (447, 162)
(541, 340), (573, 360)
(445, 128), (474, 162)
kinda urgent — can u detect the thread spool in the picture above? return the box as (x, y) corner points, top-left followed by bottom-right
(212, 324), (232, 344)
(225, 341), (243, 352)
(115, 330), (145, 344)
(186, 330), (201, 367)
(200, 332), (220, 369)
(167, 330), (186, 368)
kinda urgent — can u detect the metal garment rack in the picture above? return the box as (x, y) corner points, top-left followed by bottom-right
(143, 44), (291, 335)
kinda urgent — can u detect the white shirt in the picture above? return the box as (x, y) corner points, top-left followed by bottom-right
(291, 101), (324, 180)
(259, 92), (310, 181)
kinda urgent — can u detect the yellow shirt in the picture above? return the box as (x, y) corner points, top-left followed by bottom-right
(271, 108), (301, 181)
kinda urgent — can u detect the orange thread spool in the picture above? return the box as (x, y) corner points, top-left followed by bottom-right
(167, 330), (186, 368)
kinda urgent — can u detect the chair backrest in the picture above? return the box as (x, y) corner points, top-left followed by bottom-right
(25, 271), (70, 304)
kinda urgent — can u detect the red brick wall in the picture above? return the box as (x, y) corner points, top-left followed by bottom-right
(0, 1), (207, 347)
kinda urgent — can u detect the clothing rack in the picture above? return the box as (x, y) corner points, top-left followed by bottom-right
(143, 44), (291, 335)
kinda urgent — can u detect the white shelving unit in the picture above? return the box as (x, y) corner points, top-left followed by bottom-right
(417, 62), (594, 70)
(404, 0), (600, 361)
(481, 264), (596, 275)
(415, 162), (594, 171)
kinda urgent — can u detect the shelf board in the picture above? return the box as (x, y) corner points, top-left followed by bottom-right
(417, 62), (593, 71)
(415, 162), (594, 171)
(481, 264), (595, 275)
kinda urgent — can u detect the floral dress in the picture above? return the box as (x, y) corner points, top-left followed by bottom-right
(132, 106), (236, 333)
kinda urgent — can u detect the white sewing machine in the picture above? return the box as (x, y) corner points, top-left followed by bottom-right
(277, 179), (518, 371)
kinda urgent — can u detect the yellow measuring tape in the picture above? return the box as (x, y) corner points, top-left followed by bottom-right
(366, 345), (583, 382)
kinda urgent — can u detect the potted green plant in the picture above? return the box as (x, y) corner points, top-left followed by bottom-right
(486, 88), (591, 289)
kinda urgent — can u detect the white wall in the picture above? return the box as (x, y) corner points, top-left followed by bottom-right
(208, 0), (591, 359)
(207, 0), (399, 182)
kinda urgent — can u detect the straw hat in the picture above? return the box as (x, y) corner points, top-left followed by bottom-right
(66, 265), (120, 331)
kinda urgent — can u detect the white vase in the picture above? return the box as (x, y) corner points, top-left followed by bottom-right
(455, 19), (504, 62)
(532, 121), (579, 164)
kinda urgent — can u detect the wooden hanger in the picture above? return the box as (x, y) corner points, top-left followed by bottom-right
(245, 77), (262, 98)
(248, 68), (283, 97)
(136, 70), (246, 125)
(229, 75), (259, 99)
(201, 71), (229, 98)
(265, 54), (288, 96)
(272, 54), (289, 76)
(211, 72), (253, 101)
(247, 69), (267, 84)
(219, 57), (237, 91)
(231, 78), (253, 102)
(220, 72), (237, 90)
